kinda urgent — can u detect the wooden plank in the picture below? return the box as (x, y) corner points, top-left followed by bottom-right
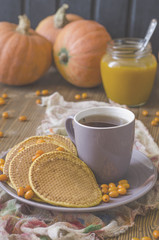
(129, 0), (159, 57)
(94, 0), (129, 38)
(59, 0), (92, 19)
(25, 0), (56, 29)
(0, 0), (22, 24)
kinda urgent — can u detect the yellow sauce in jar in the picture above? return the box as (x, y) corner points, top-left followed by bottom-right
(100, 39), (157, 106)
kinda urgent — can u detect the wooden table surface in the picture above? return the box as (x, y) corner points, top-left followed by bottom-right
(0, 66), (158, 239)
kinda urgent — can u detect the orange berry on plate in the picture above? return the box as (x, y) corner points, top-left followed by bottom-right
(17, 187), (25, 197)
(35, 150), (44, 155)
(2, 112), (9, 119)
(102, 194), (110, 202)
(19, 115), (27, 121)
(122, 183), (130, 189)
(142, 110), (149, 116)
(24, 190), (34, 200)
(0, 174), (8, 181)
(108, 182), (116, 188)
(118, 187), (127, 195)
(32, 153), (41, 162)
(81, 93), (88, 99)
(109, 190), (119, 198)
(108, 187), (118, 192)
(36, 139), (45, 144)
(24, 185), (32, 193)
(35, 90), (41, 96)
(118, 179), (128, 185)
(0, 159), (5, 165)
(0, 132), (3, 137)
(36, 99), (41, 104)
(2, 93), (8, 99)
(0, 165), (4, 172)
(74, 94), (81, 100)
(56, 146), (65, 152)
(101, 187), (108, 194)
(42, 89), (49, 96)
(100, 184), (108, 189)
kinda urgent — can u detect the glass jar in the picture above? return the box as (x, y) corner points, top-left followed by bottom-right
(100, 38), (157, 107)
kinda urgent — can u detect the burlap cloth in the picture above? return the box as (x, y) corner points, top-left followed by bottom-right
(0, 92), (159, 240)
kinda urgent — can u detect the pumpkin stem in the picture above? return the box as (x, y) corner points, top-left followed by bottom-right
(54, 4), (69, 28)
(16, 14), (30, 35)
(59, 52), (69, 65)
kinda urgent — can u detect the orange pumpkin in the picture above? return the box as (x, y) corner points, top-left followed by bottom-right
(0, 15), (52, 86)
(53, 20), (111, 88)
(36, 4), (83, 45)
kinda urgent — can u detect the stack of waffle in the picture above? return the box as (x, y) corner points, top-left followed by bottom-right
(3, 135), (102, 208)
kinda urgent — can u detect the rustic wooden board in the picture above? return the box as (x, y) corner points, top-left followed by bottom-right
(0, 0), (22, 23)
(24, 0), (56, 29)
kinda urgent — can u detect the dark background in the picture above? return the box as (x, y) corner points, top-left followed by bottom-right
(1, 0), (159, 57)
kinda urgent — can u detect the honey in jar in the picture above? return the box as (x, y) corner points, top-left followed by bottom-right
(100, 38), (157, 107)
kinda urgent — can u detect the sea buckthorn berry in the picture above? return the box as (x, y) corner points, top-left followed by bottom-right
(0, 165), (4, 172)
(18, 147), (25, 152)
(24, 185), (32, 193)
(0, 174), (8, 181)
(35, 150), (44, 155)
(0, 159), (5, 165)
(17, 187), (25, 197)
(153, 230), (159, 239)
(0, 98), (5, 105)
(108, 187), (118, 192)
(24, 190), (34, 200)
(156, 111), (159, 117)
(32, 153), (41, 162)
(141, 237), (152, 240)
(108, 183), (116, 188)
(142, 110), (149, 116)
(42, 89), (49, 96)
(101, 184), (108, 189)
(2, 93), (8, 99)
(102, 194), (110, 203)
(122, 183), (130, 189)
(35, 90), (41, 96)
(0, 132), (3, 137)
(19, 115), (27, 121)
(118, 187), (127, 195)
(109, 190), (119, 198)
(56, 147), (65, 152)
(74, 94), (81, 100)
(2, 112), (9, 119)
(151, 120), (158, 126)
(36, 139), (45, 144)
(81, 93), (88, 99)
(101, 187), (108, 194)
(154, 117), (159, 123)
(36, 99), (41, 104)
(118, 179), (128, 185)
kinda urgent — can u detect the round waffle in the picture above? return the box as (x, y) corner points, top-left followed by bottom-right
(9, 142), (60, 190)
(4, 135), (77, 177)
(29, 152), (102, 208)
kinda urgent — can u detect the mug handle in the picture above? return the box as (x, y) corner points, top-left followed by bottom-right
(65, 116), (75, 144)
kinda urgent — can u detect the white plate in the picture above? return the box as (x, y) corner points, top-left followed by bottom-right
(0, 149), (157, 212)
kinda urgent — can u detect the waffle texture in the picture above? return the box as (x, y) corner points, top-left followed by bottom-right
(4, 135), (77, 177)
(29, 152), (102, 208)
(9, 142), (60, 190)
